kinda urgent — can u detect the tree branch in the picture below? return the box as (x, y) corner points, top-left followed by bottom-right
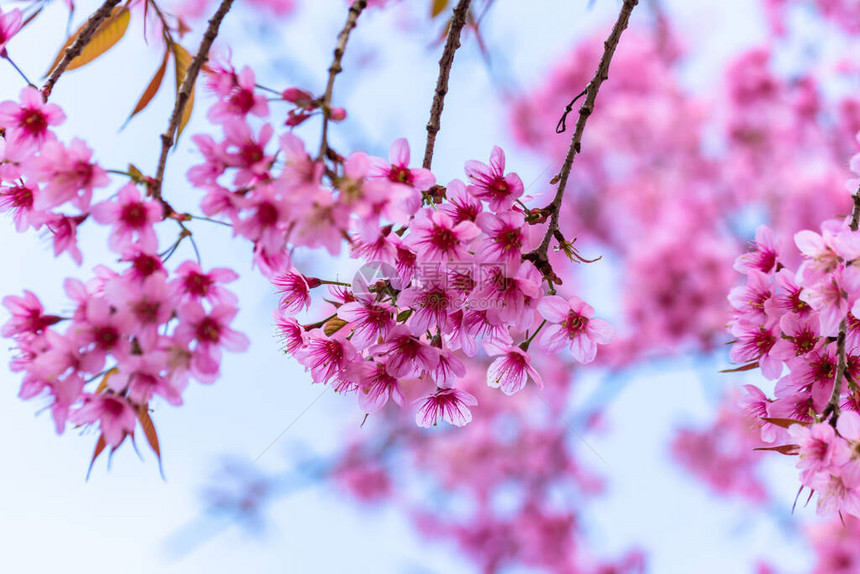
(422, 0), (472, 171)
(523, 0), (638, 283)
(317, 0), (367, 162)
(151, 0), (236, 211)
(823, 190), (860, 424)
(41, 0), (124, 101)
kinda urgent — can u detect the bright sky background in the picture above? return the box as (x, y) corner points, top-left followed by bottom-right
(0, 0), (832, 572)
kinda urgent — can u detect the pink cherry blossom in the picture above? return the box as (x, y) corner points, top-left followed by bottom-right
(70, 393), (137, 448)
(404, 208), (480, 262)
(415, 387), (478, 428)
(537, 295), (614, 363)
(91, 184), (163, 252)
(208, 66), (269, 123)
(0, 7), (22, 56)
(486, 343), (543, 395)
(272, 267), (316, 314)
(464, 146), (524, 212)
(1, 290), (61, 339)
(734, 225), (779, 274)
(790, 422), (850, 484)
(0, 87), (65, 147)
(175, 302), (250, 383)
(31, 138), (109, 211)
(370, 138), (435, 191)
(172, 261), (239, 306)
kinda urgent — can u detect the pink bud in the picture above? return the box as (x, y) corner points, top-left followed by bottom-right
(282, 87), (313, 104)
(329, 107), (347, 122)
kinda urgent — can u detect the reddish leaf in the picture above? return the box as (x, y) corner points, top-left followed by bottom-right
(754, 444), (800, 455)
(719, 362), (759, 373)
(127, 50), (169, 122)
(137, 405), (164, 478)
(762, 417), (810, 429)
(21, 5), (45, 31)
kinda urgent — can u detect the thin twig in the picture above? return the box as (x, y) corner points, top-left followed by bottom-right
(523, 0), (638, 283)
(41, 0), (123, 101)
(151, 0), (236, 211)
(317, 0), (367, 161)
(823, 190), (860, 424)
(422, 0), (472, 170)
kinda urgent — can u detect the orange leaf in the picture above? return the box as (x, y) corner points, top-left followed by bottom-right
(46, 7), (131, 77)
(171, 42), (195, 139)
(86, 434), (107, 480)
(137, 405), (164, 477)
(431, 0), (450, 18)
(754, 444), (800, 455)
(127, 50), (169, 122)
(94, 367), (119, 394)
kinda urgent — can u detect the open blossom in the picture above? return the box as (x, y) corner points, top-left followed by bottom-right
(297, 330), (358, 386)
(31, 138), (109, 211)
(91, 184), (163, 252)
(172, 261), (239, 306)
(734, 225), (778, 274)
(404, 208), (480, 262)
(175, 302), (250, 383)
(0, 87), (65, 147)
(70, 393), (137, 448)
(272, 267), (316, 314)
(486, 343), (543, 395)
(369, 326), (440, 379)
(337, 298), (395, 348)
(1, 290), (61, 339)
(415, 387), (478, 428)
(790, 422), (850, 484)
(537, 295), (614, 363)
(0, 179), (41, 232)
(45, 214), (85, 264)
(208, 65), (269, 123)
(354, 360), (404, 413)
(475, 210), (531, 267)
(464, 146), (524, 212)
(0, 8), (22, 56)
(370, 138), (435, 191)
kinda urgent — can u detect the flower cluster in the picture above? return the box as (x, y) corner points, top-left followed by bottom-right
(729, 215), (860, 516)
(267, 142), (613, 427)
(0, 84), (248, 458)
(179, 57), (615, 429)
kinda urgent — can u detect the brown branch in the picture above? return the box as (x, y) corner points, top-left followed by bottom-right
(422, 0), (472, 170)
(317, 0), (367, 162)
(41, 0), (123, 101)
(151, 0), (235, 210)
(523, 0), (638, 283)
(823, 190), (860, 424)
